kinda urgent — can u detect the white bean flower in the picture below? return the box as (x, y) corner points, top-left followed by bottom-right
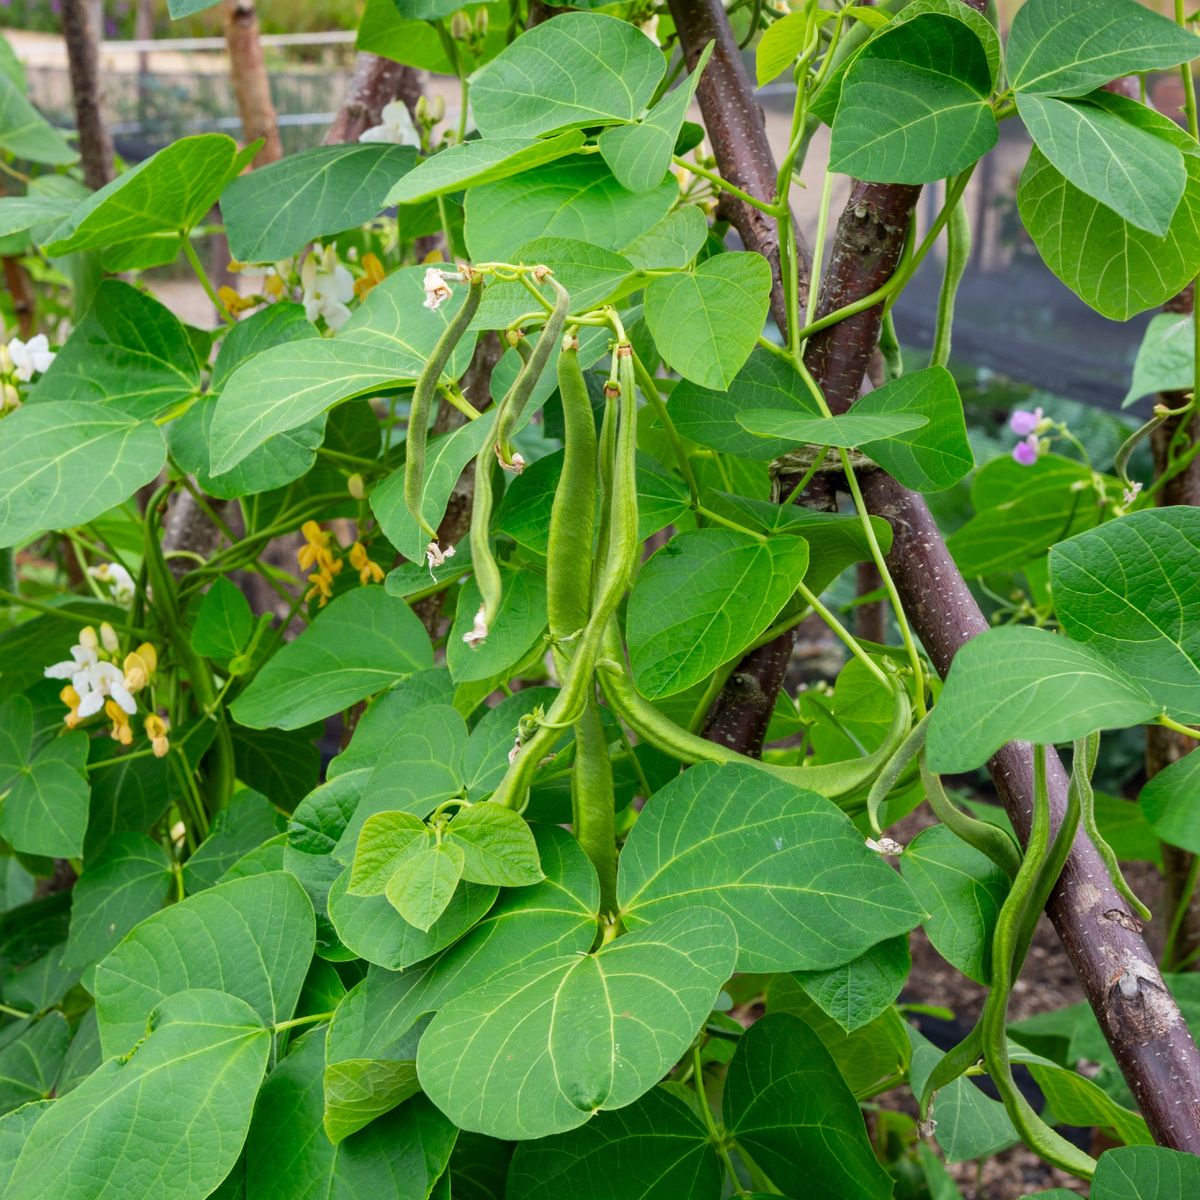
(88, 562), (136, 606)
(44, 627), (101, 696)
(359, 100), (421, 147)
(75, 660), (137, 720)
(6, 334), (55, 382)
(302, 245), (355, 330)
(422, 267), (453, 311)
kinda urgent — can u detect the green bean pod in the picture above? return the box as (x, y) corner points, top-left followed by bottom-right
(921, 757), (1023, 878)
(1075, 732), (1149, 920)
(572, 696), (618, 915)
(547, 334), (597, 645)
(490, 345), (640, 809)
(468, 276), (572, 641)
(405, 273), (483, 543)
(978, 747), (1097, 1179)
(931, 194), (970, 369)
(866, 712), (929, 836)
(597, 620), (913, 808)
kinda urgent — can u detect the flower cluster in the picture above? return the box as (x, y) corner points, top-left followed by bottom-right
(88, 561), (136, 606)
(1008, 406), (1050, 465)
(44, 624), (168, 754)
(1, 334), (56, 412)
(297, 521), (384, 606)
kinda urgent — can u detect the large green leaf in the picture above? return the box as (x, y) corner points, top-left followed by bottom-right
(6, 990), (269, 1200)
(853, 366), (973, 492)
(417, 907), (737, 1139)
(598, 44), (711, 193)
(621, 205), (709, 271)
(0, 71), (77, 164)
(925, 626), (1161, 773)
(0, 401), (166, 549)
(1017, 93), (1185, 236)
(224, 143), (416, 263)
(470, 13), (664, 140)
(1050, 508), (1200, 723)
(245, 1029), (457, 1200)
(725, 1014), (893, 1199)
(900, 825), (1008, 984)
(386, 133), (586, 204)
(1007, 0), (1199, 97)
(506, 1085), (723, 1200)
(738, 410), (928, 446)
(0, 194), (78, 239)
(31, 281), (200, 420)
(1140, 751), (1200, 855)
(947, 453), (1103, 576)
(669, 348), (819, 460)
(1124, 311), (1194, 407)
(1018, 144), (1200, 321)
(1089, 1145), (1200, 1198)
(768, 973), (913, 1100)
(62, 832), (173, 969)
(0, 699), (89, 858)
(792, 934), (911, 1034)
(829, 13), (997, 185)
(0, 1014), (68, 1114)
(627, 529), (809, 699)
(617, 763), (925, 971)
(232, 588), (432, 730)
(645, 253), (772, 389)
(464, 157), (675, 262)
(93, 871), (315, 1056)
(44, 134), (243, 265)
(210, 266), (477, 474)
(183, 790), (286, 893)
(446, 567), (548, 685)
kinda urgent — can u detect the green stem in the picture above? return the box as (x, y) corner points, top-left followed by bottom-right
(632, 351), (699, 508)
(1163, 853), (1200, 972)
(181, 234), (234, 325)
(692, 1044), (747, 1196)
(794, 578), (888, 687)
(671, 155), (780, 217)
(273, 1010), (335, 1034)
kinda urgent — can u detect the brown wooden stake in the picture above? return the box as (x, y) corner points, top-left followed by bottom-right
(668, 0), (1200, 1150)
(61, 0), (115, 190)
(225, 0), (284, 167)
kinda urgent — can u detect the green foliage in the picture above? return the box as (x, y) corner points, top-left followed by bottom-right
(6, 0), (1200, 1194)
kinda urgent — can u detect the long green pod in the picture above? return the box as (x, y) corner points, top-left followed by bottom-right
(404, 272), (483, 544)
(466, 276), (571, 643)
(547, 334), (597, 645)
(1074, 732), (1150, 921)
(978, 747), (1097, 1179)
(491, 345), (640, 809)
(866, 712), (929, 836)
(572, 696), (618, 915)
(598, 622), (912, 807)
(920, 742), (1085, 1122)
(931, 196), (970, 369)
(921, 758), (1023, 878)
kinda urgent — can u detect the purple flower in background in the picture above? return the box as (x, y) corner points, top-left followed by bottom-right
(1009, 406), (1043, 437)
(1012, 435), (1040, 467)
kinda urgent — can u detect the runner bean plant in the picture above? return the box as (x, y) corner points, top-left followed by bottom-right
(3, 0), (1200, 1195)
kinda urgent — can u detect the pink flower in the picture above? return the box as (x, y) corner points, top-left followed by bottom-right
(1012, 435), (1039, 467)
(1009, 407), (1043, 438)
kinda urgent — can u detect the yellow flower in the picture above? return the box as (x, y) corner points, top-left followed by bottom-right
(144, 713), (170, 758)
(264, 273), (285, 299)
(354, 252), (386, 301)
(60, 684), (81, 728)
(105, 698), (133, 745)
(123, 643), (157, 693)
(349, 542), (384, 586)
(218, 285), (257, 315)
